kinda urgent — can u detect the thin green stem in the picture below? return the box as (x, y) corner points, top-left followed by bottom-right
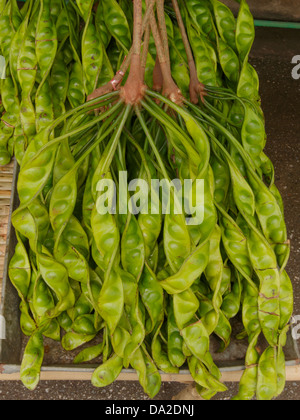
(25, 101), (124, 168)
(74, 111), (120, 160)
(143, 95), (199, 161)
(203, 99), (241, 128)
(99, 105), (132, 177)
(48, 92), (120, 134)
(185, 99), (257, 173)
(135, 105), (170, 181)
(123, 127), (152, 184)
(74, 110), (129, 172)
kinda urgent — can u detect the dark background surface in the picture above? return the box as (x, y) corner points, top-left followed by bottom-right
(222, 0), (300, 22)
(0, 27), (300, 400)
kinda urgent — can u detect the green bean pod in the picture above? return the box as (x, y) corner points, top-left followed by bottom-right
(211, 152), (230, 209)
(28, 198), (50, 245)
(233, 329), (260, 400)
(9, 234), (36, 336)
(236, 0), (255, 63)
(98, 267), (124, 335)
(188, 355), (227, 395)
(214, 310), (232, 350)
(256, 346), (278, 401)
(0, 1), (16, 61)
(97, 48), (115, 88)
(246, 225), (280, 347)
(49, 167), (78, 235)
(204, 225), (223, 330)
(152, 321), (180, 374)
(139, 264), (164, 335)
(51, 50), (69, 118)
(138, 194), (162, 263)
(217, 205), (255, 290)
(56, 7), (69, 43)
(123, 291), (145, 368)
(279, 270), (293, 330)
(167, 300), (186, 368)
(121, 213), (145, 281)
(91, 205), (120, 273)
(241, 103), (266, 168)
(92, 353), (123, 388)
(247, 170), (289, 269)
(217, 37), (240, 84)
(101, 0), (132, 53)
(73, 341), (105, 364)
(62, 330), (96, 351)
(10, 0), (23, 29)
(9, 5), (30, 89)
(20, 332), (44, 391)
(12, 207), (38, 253)
(68, 61), (86, 109)
(221, 269), (242, 320)
(75, 0), (94, 22)
(0, 0), (6, 14)
(188, 25), (217, 86)
(82, 7), (103, 96)
(31, 273), (60, 341)
(130, 347), (161, 399)
(54, 229), (90, 284)
(185, 0), (217, 42)
(211, 0), (237, 52)
(95, 1), (111, 49)
(169, 37), (190, 98)
(181, 320), (210, 361)
(38, 253), (75, 318)
(35, 78), (54, 133)
(49, 0), (62, 24)
(111, 321), (131, 358)
(18, 14), (38, 144)
(160, 238), (210, 294)
(35, 0), (58, 80)
(164, 200), (191, 273)
(0, 122), (14, 166)
(237, 61), (260, 101)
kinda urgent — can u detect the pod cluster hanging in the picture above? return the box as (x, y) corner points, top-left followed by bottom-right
(0, 0), (294, 400)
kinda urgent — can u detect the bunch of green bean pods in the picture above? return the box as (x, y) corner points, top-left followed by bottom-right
(2, 0), (293, 401)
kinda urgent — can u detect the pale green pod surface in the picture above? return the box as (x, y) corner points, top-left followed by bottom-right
(92, 354), (123, 388)
(257, 346), (278, 401)
(20, 332), (44, 391)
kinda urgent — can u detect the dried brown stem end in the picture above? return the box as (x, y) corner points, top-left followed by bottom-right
(153, 56), (163, 92)
(120, 54), (146, 105)
(171, 0), (206, 104)
(189, 64), (206, 104)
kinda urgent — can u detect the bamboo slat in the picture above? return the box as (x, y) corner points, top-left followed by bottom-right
(0, 161), (14, 305)
(1, 365), (300, 384)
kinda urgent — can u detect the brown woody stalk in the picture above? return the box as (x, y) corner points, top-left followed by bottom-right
(152, 56), (163, 92)
(87, 0), (157, 103)
(157, 0), (170, 68)
(150, 0), (182, 104)
(171, 0), (205, 104)
(121, 0), (145, 104)
(141, 20), (151, 82)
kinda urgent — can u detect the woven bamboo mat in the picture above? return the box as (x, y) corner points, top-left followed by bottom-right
(0, 161), (14, 304)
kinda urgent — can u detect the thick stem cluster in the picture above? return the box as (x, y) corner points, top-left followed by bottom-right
(149, 0), (183, 104)
(121, 0), (145, 105)
(88, 0), (201, 106)
(171, 0), (205, 103)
